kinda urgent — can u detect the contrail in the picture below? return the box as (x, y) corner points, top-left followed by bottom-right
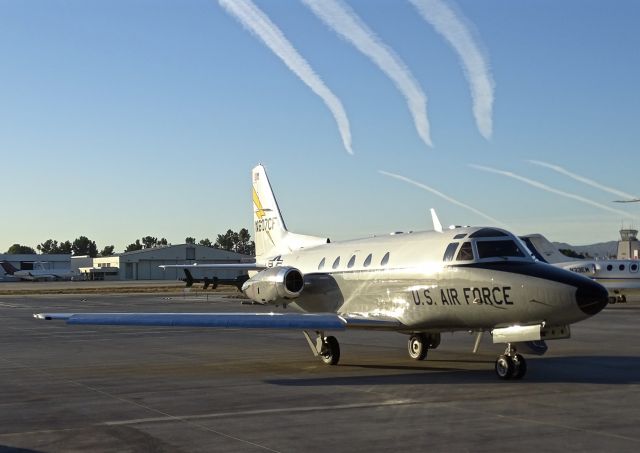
(528, 160), (639, 200)
(470, 164), (635, 219)
(379, 170), (505, 226)
(303, 0), (432, 148)
(219, 0), (353, 154)
(409, 0), (494, 140)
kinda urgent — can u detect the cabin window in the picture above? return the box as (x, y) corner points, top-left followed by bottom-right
(443, 243), (459, 262)
(453, 233), (467, 239)
(332, 257), (341, 269)
(347, 255), (356, 268)
(456, 242), (474, 261)
(631, 263), (638, 273)
(619, 264), (626, 271)
(380, 252), (390, 266)
(476, 240), (525, 259)
(363, 253), (372, 267)
(318, 258), (325, 270)
(607, 264), (613, 271)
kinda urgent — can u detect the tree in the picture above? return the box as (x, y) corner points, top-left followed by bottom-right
(59, 241), (72, 254)
(72, 236), (98, 257)
(125, 239), (143, 253)
(185, 237), (196, 245)
(559, 248), (585, 259)
(214, 229), (255, 255)
(199, 238), (212, 247)
(237, 228), (255, 255)
(100, 245), (115, 257)
(6, 244), (36, 254)
(215, 229), (237, 251)
(141, 236), (158, 249)
(158, 237), (168, 246)
(37, 239), (60, 254)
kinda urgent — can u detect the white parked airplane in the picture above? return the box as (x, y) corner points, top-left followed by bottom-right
(520, 234), (640, 303)
(1, 261), (77, 281)
(35, 165), (609, 380)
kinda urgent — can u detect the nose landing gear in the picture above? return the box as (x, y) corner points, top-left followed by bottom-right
(495, 343), (527, 380)
(303, 331), (340, 365)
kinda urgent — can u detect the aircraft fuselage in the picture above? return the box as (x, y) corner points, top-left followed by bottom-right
(255, 228), (606, 331)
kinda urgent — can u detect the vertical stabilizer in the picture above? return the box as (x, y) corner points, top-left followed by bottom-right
(252, 165), (329, 260)
(520, 234), (573, 264)
(1, 261), (18, 275)
(252, 165), (289, 259)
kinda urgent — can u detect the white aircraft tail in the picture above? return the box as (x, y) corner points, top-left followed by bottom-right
(252, 165), (328, 260)
(520, 234), (572, 264)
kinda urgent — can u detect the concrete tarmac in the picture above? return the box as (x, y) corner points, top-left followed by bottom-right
(1, 293), (639, 452)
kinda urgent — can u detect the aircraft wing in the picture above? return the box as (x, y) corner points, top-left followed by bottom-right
(33, 312), (401, 330)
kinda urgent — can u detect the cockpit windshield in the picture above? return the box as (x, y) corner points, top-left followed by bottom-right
(476, 240), (526, 259)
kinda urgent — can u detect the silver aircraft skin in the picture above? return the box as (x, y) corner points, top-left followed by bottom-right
(35, 165), (609, 380)
(520, 234), (640, 303)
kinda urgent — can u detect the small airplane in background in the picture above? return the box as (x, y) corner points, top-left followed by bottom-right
(519, 234), (640, 304)
(1, 261), (77, 281)
(613, 199), (640, 203)
(35, 165), (608, 380)
(181, 268), (249, 291)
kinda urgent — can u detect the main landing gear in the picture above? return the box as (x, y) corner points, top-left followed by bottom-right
(495, 343), (527, 380)
(407, 333), (441, 361)
(303, 331), (340, 365)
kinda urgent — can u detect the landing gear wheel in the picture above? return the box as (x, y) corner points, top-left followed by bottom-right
(512, 354), (527, 380)
(320, 336), (340, 365)
(408, 334), (428, 360)
(495, 354), (514, 380)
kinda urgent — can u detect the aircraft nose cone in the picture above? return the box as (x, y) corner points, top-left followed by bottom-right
(575, 279), (608, 316)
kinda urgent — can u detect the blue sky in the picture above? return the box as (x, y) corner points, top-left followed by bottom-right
(1, 0), (639, 253)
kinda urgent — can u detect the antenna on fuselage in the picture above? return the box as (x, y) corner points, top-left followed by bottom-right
(430, 208), (443, 233)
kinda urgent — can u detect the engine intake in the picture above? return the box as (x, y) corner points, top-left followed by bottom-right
(241, 266), (304, 304)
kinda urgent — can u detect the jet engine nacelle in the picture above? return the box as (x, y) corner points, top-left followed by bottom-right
(241, 266), (304, 304)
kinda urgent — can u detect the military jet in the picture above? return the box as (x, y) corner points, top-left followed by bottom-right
(35, 165), (608, 380)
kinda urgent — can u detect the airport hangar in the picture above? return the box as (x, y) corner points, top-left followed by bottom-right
(1, 245), (252, 281)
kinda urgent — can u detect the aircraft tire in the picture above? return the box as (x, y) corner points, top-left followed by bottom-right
(320, 336), (340, 365)
(408, 334), (428, 361)
(512, 354), (527, 380)
(495, 355), (514, 380)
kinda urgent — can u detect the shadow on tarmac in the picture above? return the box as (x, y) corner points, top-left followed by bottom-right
(266, 356), (640, 386)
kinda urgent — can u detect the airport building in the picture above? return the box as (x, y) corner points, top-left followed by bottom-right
(71, 244), (252, 281)
(1, 245), (252, 282)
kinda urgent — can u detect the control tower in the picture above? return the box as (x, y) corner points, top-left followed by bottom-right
(617, 228), (639, 260)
